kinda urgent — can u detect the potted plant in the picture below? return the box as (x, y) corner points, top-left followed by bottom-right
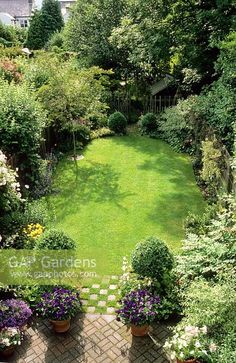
(36, 287), (82, 333)
(0, 299), (32, 330)
(0, 327), (21, 357)
(116, 289), (160, 336)
(163, 325), (217, 363)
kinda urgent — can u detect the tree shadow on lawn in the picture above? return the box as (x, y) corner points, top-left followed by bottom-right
(147, 189), (205, 244)
(49, 160), (135, 223)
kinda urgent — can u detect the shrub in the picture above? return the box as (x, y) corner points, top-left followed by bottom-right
(36, 229), (76, 250)
(90, 127), (115, 140)
(177, 195), (236, 284)
(139, 113), (158, 136)
(0, 299), (32, 328)
(36, 287), (81, 320)
(0, 80), (46, 187)
(46, 31), (64, 50)
(119, 257), (180, 320)
(108, 112), (127, 134)
(131, 236), (174, 280)
(159, 96), (197, 154)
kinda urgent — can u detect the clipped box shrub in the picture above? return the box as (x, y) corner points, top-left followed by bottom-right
(108, 111), (127, 134)
(139, 113), (159, 136)
(131, 236), (174, 280)
(36, 229), (76, 250)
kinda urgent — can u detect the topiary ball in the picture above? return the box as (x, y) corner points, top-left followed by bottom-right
(131, 236), (174, 280)
(36, 229), (76, 250)
(108, 112), (127, 134)
(139, 113), (158, 135)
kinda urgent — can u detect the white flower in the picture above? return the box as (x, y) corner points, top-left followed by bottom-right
(25, 184), (29, 189)
(209, 343), (217, 352)
(195, 341), (201, 348)
(180, 352), (184, 358)
(170, 352), (176, 360)
(1, 338), (10, 347)
(200, 326), (207, 334)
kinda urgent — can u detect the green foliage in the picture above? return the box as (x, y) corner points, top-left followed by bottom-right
(184, 205), (217, 235)
(177, 196), (236, 284)
(46, 31), (64, 50)
(36, 229), (76, 250)
(64, 0), (125, 68)
(90, 127), (115, 140)
(27, 0), (64, 49)
(131, 236), (174, 280)
(37, 64), (110, 133)
(0, 80), (46, 187)
(177, 277), (236, 363)
(108, 111), (127, 134)
(0, 46), (23, 59)
(159, 97), (197, 154)
(27, 10), (45, 49)
(139, 113), (158, 137)
(200, 138), (222, 195)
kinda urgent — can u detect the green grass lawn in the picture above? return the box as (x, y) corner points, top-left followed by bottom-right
(47, 135), (205, 277)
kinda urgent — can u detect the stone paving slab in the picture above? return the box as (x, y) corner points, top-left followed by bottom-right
(2, 314), (170, 363)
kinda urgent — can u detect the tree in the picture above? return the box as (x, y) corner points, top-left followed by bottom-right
(27, 0), (63, 49)
(110, 0), (236, 88)
(64, 0), (125, 69)
(26, 10), (45, 49)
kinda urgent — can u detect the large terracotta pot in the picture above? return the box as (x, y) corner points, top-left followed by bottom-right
(130, 324), (149, 337)
(177, 359), (197, 363)
(1, 345), (15, 357)
(50, 318), (71, 333)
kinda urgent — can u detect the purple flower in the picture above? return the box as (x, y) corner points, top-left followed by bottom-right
(36, 286), (81, 320)
(116, 289), (160, 326)
(0, 299), (32, 329)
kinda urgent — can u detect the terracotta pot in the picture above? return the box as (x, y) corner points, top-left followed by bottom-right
(50, 318), (71, 333)
(1, 345), (15, 357)
(130, 324), (149, 337)
(176, 359), (197, 363)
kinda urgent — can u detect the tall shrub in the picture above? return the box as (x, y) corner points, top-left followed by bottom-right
(0, 80), (46, 187)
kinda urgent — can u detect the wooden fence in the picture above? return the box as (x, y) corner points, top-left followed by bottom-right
(144, 95), (177, 113)
(110, 94), (177, 117)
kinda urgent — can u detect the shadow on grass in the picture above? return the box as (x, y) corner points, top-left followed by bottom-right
(48, 160), (134, 223)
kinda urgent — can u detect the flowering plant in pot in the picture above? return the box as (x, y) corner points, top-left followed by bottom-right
(36, 287), (82, 333)
(163, 325), (217, 363)
(0, 299), (32, 330)
(0, 327), (21, 357)
(116, 289), (160, 336)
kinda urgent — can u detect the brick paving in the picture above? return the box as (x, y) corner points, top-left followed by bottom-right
(3, 314), (171, 363)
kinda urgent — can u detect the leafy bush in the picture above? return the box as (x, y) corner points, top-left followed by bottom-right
(139, 113), (159, 136)
(119, 260), (180, 321)
(0, 46), (22, 59)
(0, 80), (46, 187)
(184, 205), (217, 235)
(177, 195), (236, 284)
(131, 236), (174, 280)
(90, 127), (115, 140)
(46, 31), (64, 50)
(36, 229), (76, 250)
(108, 112), (127, 134)
(159, 97), (197, 154)
(177, 276), (236, 362)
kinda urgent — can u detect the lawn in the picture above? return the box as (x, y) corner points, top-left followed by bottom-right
(47, 135), (205, 278)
